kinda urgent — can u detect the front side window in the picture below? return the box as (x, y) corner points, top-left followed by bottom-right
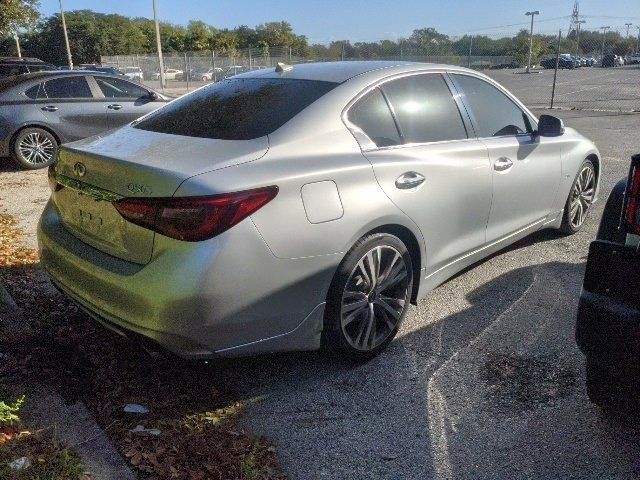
(347, 88), (401, 148)
(41, 76), (93, 99)
(94, 76), (148, 99)
(135, 77), (338, 140)
(453, 74), (532, 137)
(380, 74), (468, 144)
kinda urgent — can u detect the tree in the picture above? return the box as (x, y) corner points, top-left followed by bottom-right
(0, 0), (39, 36)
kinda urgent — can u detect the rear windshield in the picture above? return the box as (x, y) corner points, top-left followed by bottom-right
(134, 77), (338, 140)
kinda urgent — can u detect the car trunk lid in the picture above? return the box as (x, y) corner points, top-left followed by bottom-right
(52, 126), (269, 264)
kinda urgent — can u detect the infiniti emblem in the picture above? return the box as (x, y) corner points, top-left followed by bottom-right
(73, 162), (86, 177)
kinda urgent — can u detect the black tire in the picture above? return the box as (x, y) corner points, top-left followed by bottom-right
(586, 358), (636, 412)
(560, 159), (596, 235)
(323, 233), (413, 361)
(11, 127), (58, 170)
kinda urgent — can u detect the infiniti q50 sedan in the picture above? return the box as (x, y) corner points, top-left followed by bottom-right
(0, 71), (166, 169)
(38, 61), (601, 360)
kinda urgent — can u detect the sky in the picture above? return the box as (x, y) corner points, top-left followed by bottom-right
(39, 0), (640, 43)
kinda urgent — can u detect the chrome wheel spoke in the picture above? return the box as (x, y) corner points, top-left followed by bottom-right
(570, 165), (595, 228)
(340, 244), (410, 351)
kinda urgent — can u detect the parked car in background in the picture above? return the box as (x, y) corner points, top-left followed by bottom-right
(223, 65), (251, 78)
(122, 66), (144, 81)
(0, 57), (57, 77)
(629, 53), (640, 65)
(601, 54), (618, 67)
(0, 71), (166, 169)
(541, 56), (576, 69)
(153, 68), (183, 80)
(577, 153), (640, 411)
(200, 67), (224, 81)
(38, 61), (601, 361)
(78, 65), (126, 76)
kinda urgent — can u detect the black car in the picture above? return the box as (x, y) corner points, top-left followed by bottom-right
(601, 54), (618, 68)
(576, 153), (640, 410)
(0, 57), (57, 77)
(540, 56), (576, 69)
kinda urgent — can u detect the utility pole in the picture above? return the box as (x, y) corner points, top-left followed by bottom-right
(625, 23), (633, 38)
(600, 25), (610, 60)
(574, 20), (586, 61)
(525, 10), (540, 73)
(14, 33), (21, 58)
(152, 0), (166, 90)
(59, 0), (73, 69)
(467, 35), (473, 68)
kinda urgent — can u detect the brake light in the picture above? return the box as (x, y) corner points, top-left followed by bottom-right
(625, 155), (640, 235)
(113, 186), (278, 242)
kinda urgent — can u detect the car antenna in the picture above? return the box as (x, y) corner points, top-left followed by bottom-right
(275, 62), (293, 73)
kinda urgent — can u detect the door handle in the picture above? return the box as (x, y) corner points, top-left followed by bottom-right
(395, 171), (426, 190)
(107, 104), (122, 110)
(41, 105), (58, 112)
(494, 157), (514, 172)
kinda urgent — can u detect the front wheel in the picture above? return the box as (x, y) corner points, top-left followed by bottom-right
(11, 127), (58, 170)
(323, 233), (413, 361)
(560, 159), (596, 234)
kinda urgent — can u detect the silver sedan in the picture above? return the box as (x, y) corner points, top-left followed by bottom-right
(38, 61), (601, 360)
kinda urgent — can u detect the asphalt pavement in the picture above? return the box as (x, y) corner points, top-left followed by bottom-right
(202, 110), (640, 480)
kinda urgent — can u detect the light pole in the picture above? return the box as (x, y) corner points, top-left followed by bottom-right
(59, 0), (73, 69)
(625, 23), (633, 38)
(152, 0), (166, 90)
(14, 33), (21, 58)
(600, 26), (610, 61)
(575, 19), (586, 61)
(525, 10), (540, 73)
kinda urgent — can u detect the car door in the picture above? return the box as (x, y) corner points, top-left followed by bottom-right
(31, 75), (106, 142)
(451, 73), (562, 243)
(349, 73), (492, 277)
(89, 75), (165, 129)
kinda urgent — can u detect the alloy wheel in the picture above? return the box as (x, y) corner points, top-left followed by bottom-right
(569, 164), (595, 229)
(340, 245), (410, 351)
(18, 132), (55, 166)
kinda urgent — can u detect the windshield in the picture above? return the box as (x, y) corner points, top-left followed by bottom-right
(133, 77), (338, 140)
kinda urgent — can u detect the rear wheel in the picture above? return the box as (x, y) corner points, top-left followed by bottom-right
(323, 233), (413, 361)
(11, 127), (58, 170)
(560, 159), (595, 234)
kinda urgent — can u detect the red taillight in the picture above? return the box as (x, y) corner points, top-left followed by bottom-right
(625, 156), (640, 235)
(113, 186), (278, 242)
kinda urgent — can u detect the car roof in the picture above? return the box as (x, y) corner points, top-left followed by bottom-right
(234, 60), (477, 83)
(0, 56), (50, 64)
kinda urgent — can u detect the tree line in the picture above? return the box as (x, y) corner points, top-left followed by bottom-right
(0, 8), (637, 66)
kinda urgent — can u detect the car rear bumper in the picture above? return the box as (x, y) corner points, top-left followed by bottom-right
(576, 241), (640, 380)
(38, 199), (335, 358)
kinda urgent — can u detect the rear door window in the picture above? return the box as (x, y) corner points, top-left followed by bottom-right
(347, 88), (401, 147)
(380, 74), (468, 144)
(134, 77), (338, 140)
(41, 76), (93, 99)
(94, 76), (148, 99)
(452, 74), (532, 137)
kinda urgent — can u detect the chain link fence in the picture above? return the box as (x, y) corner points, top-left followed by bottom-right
(103, 31), (640, 112)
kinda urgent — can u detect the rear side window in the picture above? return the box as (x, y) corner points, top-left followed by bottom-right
(25, 84), (44, 99)
(134, 78), (338, 140)
(381, 74), (468, 144)
(41, 76), (93, 99)
(348, 88), (401, 147)
(94, 76), (148, 99)
(453, 74), (532, 137)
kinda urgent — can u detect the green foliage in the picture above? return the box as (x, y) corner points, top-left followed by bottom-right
(0, 395), (24, 426)
(0, 0), (39, 35)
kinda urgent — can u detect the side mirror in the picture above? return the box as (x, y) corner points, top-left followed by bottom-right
(146, 91), (159, 100)
(538, 114), (565, 137)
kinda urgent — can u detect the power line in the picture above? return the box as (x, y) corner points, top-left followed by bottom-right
(465, 16), (571, 33)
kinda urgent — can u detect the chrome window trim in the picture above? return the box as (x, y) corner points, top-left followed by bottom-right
(342, 69), (476, 152)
